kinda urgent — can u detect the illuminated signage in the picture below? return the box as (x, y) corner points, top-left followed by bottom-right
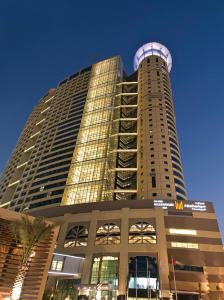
(175, 201), (184, 210)
(153, 200), (207, 212)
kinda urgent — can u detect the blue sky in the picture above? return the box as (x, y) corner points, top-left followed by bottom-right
(0, 0), (224, 238)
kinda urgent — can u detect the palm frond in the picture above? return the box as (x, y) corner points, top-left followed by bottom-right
(10, 214), (57, 264)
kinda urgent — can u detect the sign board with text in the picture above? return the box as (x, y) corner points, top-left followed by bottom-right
(153, 200), (208, 212)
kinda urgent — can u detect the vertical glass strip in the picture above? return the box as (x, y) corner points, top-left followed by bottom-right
(61, 57), (122, 205)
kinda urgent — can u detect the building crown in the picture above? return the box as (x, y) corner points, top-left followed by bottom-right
(133, 41), (172, 72)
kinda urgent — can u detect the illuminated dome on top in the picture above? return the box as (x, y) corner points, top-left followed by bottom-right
(133, 42), (172, 72)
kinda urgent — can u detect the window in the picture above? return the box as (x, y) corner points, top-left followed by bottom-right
(152, 176), (156, 188)
(174, 178), (185, 188)
(96, 223), (120, 245)
(129, 222), (156, 244)
(172, 163), (182, 173)
(173, 170), (184, 180)
(91, 256), (118, 286)
(175, 186), (186, 196)
(64, 225), (88, 247)
(171, 242), (198, 249)
(152, 193), (157, 196)
(128, 256), (158, 290)
(175, 264), (203, 272)
(169, 228), (197, 235)
(51, 256), (64, 271)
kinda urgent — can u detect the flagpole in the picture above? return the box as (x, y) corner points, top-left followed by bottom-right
(147, 257), (150, 300)
(171, 256), (178, 300)
(158, 258), (163, 299)
(136, 257), (138, 300)
(127, 259), (130, 300)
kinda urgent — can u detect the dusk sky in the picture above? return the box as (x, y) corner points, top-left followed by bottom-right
(0, 1), (224, 237)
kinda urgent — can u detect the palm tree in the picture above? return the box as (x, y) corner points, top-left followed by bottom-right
(10, 214), (57, 300)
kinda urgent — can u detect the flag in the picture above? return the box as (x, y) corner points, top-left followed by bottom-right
(171, 257), (176, 266)
(170, 256), (178, 298)
(171, 257), (183, 266)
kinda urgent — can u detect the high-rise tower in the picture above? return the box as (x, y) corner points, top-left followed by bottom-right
(0, 67), (92, 211)
(1, 42), (224, 300)
(135, 43), (186, 201)
(0, 42), (186, 211)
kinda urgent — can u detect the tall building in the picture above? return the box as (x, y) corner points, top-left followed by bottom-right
(1, 42), (224, 299)
(0, 42), (186, 212)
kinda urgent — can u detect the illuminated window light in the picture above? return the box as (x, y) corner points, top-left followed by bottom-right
(8, 180), (20, 187)
(169, 228), (197, 236)
(51, 260), (64, 271)
(30, 131), (40, 139)
(116, 81), (138, 86)
(48, 271), (79, 276)
(40, 106), (50, 114)
(115, 92), (138, 97)
(119, 104), (138, 108)
(45, 96), (54, 103)
(0, 201), (10, 208)
(24, 145), (35, 152)
(53, 252), (85, 259)
(36, 118), (45, 125)
(171, 242), (198, 249)
(16, 162), (28, 169)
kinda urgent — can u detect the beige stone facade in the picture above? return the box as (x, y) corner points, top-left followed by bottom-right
(31, 199), (224, 300)
(137, 55), (187, 201)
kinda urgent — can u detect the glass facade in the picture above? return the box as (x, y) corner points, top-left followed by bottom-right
(91, 256), (118, 286)
(128, 256), (159, 299)
(62, 57), (122, 205)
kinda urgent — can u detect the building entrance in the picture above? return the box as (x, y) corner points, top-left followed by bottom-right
(46, 279), (79, 300)
(128, 256), (159, 299)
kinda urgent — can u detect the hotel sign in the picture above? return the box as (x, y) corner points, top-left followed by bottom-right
(153, 200), (207, 212)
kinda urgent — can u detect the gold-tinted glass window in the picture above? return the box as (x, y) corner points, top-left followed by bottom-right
(62, 57), (121, 205)
(129, 221), (156, 244)
(96, 223), (120, 245)
(91, 256), (118, 285)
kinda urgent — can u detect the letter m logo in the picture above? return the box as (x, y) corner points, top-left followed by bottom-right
(175, 201), (184, 210)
